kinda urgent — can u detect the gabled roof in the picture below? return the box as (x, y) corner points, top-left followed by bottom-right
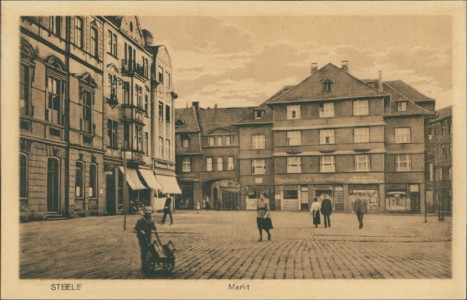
(384, 80), (435, 103)
(197, 107), (252, 133)
(382, 82), (434, 117)
(175, 107), (200, 133)
(268, 63), (388, 104)
(431, 106), (452, 122)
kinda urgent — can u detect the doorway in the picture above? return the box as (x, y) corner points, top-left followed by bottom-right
(106, 170), (116, 215)
(47, 158), (60, 212)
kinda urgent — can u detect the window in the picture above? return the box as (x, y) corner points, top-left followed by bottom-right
(20, 64), (32, 115)
(158, 102), (164, 121)
(287, 157), (301, 173)
(136, 85), (143, 108)
(182, 138), (190, 148)
(254, 110), (265, 120)
(136, 126), (143, 152)
(107, 30), (117, 57)
(158, 137), (163, 158)
(123, 82), (130, 104)
(165, 71), (170, 89)
(80, 88), (93, 133)
(225, 136), (231, 146)
(158, 66), (164, 83)
(46, 76), (63, 124)
(144, 95), (149, 114)
(287, 131), (301, 145)
(429, 163), (434, 182)
(320, 156), (335, 172)
(124, 124), (130, 149)
(217, 136), (222, 146)
(287, 105), (301, 120)
(397, 101), (407, 112)
(182, 157), (191, 172)
(107, 119), (118, 149)
(75, 162), (84, 198)
(353, 100), (369, 116)
(49, 16), (61, 36)
(124, 43), (136, 71)
(166, 105), (171, 123)
(396, 154), (411, 171)
(319, 103), (334, 118)
(75, 17), (83, 48)
(227, 157), (234, 170)
(354, 127), (369, 143)
(320, 129), (335, 144)
(441, 144), (447, 156)
(252, 134), (266, 149)
(89, 164), (97, 198)
(209, 137), (215, 146)
(252, 159), (266, 174)
(206, 158), (213, 171)
(435, 167), (443, 181)
(395, 128), (411, 143)
(448, 167), (452, 180)
(145, 132), (149, 154)
(20, 154), (28, 202)
(355, 155), (370, 171)
(322, 79), (333, 92)
(165, 139), (170, 160)
(143, 57), (149, 78)
(217, 157), (223, 171)
(90, 27), (98, 58)
(283, 188), (298, 200)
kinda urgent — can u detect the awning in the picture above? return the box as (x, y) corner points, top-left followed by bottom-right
(156, 175), (182, 194)
(138, 169), (163, 190)
(118, 166), (147, 190)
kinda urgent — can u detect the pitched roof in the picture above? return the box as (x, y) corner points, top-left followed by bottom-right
(431, 106), (452, 122)
(384, 80), (435, 103)
(382, 82), (434, 116)
(175, 107), (200, 132)
(197, 107), (252, 133)
(268, 63), (387, 104)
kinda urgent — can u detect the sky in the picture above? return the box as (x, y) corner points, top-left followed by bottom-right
(139, 16), (452, 110)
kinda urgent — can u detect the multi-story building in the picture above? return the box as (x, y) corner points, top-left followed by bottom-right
(175, 62), (438, 214)
(426, 106), (452, 214)
(20, 16), (179, 219)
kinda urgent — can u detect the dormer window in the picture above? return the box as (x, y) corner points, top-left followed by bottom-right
(322, 79), (333, 92)
(397, 101), (407, 112)
(175, 119), (185, 126)
(254, 110), (265, 120)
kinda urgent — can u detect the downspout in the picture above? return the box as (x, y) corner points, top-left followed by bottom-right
(64, 16), (71, 216)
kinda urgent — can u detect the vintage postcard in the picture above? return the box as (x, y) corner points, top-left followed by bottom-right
(1, 1), (466, 299)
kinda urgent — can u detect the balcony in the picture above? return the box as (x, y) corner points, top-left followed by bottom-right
(121, 60), (148, 79)
(121, 104), (146, 125)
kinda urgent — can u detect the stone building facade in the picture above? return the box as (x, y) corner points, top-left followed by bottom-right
(20, 16), (179, 219)
(175, 62), (440, 213)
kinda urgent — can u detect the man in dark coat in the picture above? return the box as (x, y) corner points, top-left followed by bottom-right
(135, 206), (158, 273)
(320, 194), (333, 228)
(353, 193), (368, 229)
(161, 197), (173, 224)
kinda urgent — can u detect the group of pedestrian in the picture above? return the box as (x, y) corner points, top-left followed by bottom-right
(310, 193), (368, 229)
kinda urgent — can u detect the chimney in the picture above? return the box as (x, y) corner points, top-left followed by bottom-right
(142, 29), (153, 46)
(341, 60), (349, 72)
(378, 70), (383, 92)
(192, 101), (199, 110)
(214, 103), (218, 109)
(311, 63), (318, 75)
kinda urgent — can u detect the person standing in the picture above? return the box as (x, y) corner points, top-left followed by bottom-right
(256, 193), (272, 241)
(320, 194), (333, 228)
(310, 197), (321, 227)
(353, 193), (368, 229)
(205, 196), (211, 211)
(134, 206), (161, 274)
(196, 201), (200, 214)
(161, 197), (173, 225)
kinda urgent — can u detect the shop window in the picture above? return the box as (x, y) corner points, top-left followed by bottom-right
(395, 128), (411, 143)
(396, 154), (411, 171)
(182, 157), (191, 172)
(355, 155), (370, 171)
(107, 119), (118, 149)
(89, 164), (97, 198)
(287, 105), (301, 120)
(353, 100), (369, 116)
(319, 102), (334, 118)
(386, 190), (410, 211)
(75, 17), (84, 48)
(227, 157), (234, 170)
(252, 134), (266, 149)
(206, 157), (213, 171)
(287, 131), (301, 145)
(320, 129), (335, 144)
(287, 157), (301, 173)
(283, 188), (298, 200)
(252, 159), (266, 174)
(354, 127), (369, 143)
(75, 161), (84, 198)
(320, 156), (335, 172)
(217, 157), (223, 171)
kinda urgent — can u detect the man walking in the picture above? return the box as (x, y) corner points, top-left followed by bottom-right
(353, 193), (368, 229)
(161, 197), (173, 225)
(320, 194), (333, 228)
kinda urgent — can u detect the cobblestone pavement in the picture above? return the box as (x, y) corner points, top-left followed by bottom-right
(20, 211), (452, 279)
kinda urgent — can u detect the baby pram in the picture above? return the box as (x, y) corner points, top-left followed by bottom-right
(145, 236), (176, 273)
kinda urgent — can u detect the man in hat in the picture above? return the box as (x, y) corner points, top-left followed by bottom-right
(353, 193), (368, 229)
(135, 206), (160, 273)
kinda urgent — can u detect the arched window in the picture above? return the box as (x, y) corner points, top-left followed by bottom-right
(89, 164), (97, 198)
(75, 161), (84, 198)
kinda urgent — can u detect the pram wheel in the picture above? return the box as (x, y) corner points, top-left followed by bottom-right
(162, 261), (174, 273)
(145, 252), (156, 272)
